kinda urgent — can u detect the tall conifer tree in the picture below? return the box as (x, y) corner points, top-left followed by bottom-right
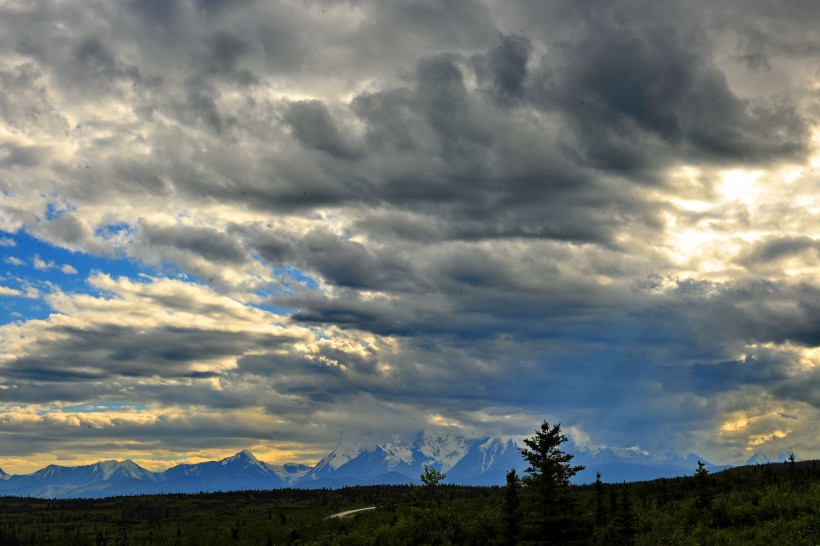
(519, 421), (586, 544)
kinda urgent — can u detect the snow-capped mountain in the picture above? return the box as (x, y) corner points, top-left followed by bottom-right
(0, 467), (8, 479)
(446, 437), (524, 485)
(158, 450), (287, 493)
(301, 435), (427, 488)
(567, 441), (731, 484)
(414, 432), (473, 472)
(298, 432), (516, 488)
(266, 462), (311, 486)
(745, 451), (799, 465)
(301, 443), (365, 483)
(0, 460), (161, 498)
(0, 432), (758, 498)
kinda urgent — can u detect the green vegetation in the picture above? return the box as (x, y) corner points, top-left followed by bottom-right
(517, 421), (586, 544)
(1, 426), (819, 545)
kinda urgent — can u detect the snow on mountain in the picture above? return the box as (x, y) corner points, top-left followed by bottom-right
(158, 450), (287, 493)
(382, 435), (415, 467)
(29, 460), (159, 485)
(299, 433), (499, 487)
(746, 453), (770, 465)
(567, 440), (731, 484)
(301, 443), (365, 482)
(266, 462), (311, 485)
(745, 451), (799, 465)
(0, 460), (160, 498)
(446, 437), (525, 485)
(220, 450), (267, 470)
(301, 433), (525, 488)
(413, 432), (472, 472)
(95, 460), (158, 481)
(2, 433), (783, 498)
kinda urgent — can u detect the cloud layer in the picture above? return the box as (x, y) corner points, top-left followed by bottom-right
(1, 0), (819, 473)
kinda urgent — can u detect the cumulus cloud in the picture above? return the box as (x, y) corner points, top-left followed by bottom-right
(0, 0), (819, 470)
(0, 286), (21, 297)
(31, 255), (53, 271)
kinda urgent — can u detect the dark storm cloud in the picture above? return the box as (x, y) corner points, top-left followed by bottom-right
(283, 101), (361, 159)
(2, 323), (284, 382)
(0, 143), (46, 168)
(415, 55), (485, 151)
(2, 0), (820, 466)
(705, 0), (820, 65)
(36, 215), (100, 252)
(202, 31), (258, 84)
(73, 36), (142, 84)
(124, 0), (183, 26)
(740, 235), (820, 265)
(474, 34), (532, 103)
(632, 278), (820, 354)
(194, 0), (257, 16)
(296, 230), (413, 289)
(136, 222), (248, 265)
(526, 7), (808, 173)
(364, 0), (496, 52)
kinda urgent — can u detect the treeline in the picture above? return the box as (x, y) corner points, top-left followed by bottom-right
(0, 485), (504, 545)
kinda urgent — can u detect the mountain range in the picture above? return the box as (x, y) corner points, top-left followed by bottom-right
(0, 432), (795, 499)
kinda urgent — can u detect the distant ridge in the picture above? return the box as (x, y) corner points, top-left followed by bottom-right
(0, 433), (772, 498)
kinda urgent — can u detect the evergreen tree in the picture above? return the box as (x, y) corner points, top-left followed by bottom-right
(612, 487), (637, 545)
(519, 420), (586, 544)
(694, 460), (713, 512)
(788, 452), (797, 483)
(594, 472), (606, 527)
(502, 468), (521, 545)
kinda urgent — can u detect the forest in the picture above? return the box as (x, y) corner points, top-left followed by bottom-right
(0, 422), (818, 545)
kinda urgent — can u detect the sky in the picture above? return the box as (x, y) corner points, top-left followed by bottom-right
(0, 0), (819, 475)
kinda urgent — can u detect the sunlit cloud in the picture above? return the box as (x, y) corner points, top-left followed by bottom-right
(1, 0), (820, 472)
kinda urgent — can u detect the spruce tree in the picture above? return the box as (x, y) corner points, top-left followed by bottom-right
(694, 460), (713, 512)
(502, 468), (521, 545)
(519, 420), (586, 544)
(612, 488), (637, 545)
(594, 472), (606, 527)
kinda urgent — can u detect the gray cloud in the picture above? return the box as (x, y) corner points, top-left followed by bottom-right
(1, 0), (819, 468)
(527, 6), (808, 173)
(136, 222), (248, 265)
(477, 34), (532, 103)
(740, 235), (820, 265)
(284, 101), (361, 159)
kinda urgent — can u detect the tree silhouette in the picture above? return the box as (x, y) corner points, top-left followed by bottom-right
(502, 468), (521, 545)
(519, 420), (586, 544)
(594, 471), (606, 526)
(694, 460), (712, 512)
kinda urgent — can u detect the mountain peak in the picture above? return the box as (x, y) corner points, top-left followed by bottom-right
(0, 432), (752, 498)
(745, 452), (770, 465)
(745, 451), (799, 465)
(222, 450), (262, 465)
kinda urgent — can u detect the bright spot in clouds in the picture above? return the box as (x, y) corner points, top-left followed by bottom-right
(0, 0), (820, 474)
